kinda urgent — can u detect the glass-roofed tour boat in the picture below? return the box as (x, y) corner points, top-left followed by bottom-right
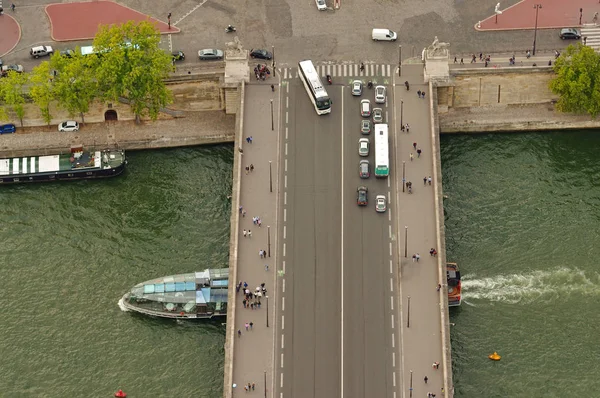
(118, 269), (229, 319)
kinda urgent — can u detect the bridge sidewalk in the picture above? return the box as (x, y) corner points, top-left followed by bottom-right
(230, 84), (280, 397)
(395, 64), (447, 398)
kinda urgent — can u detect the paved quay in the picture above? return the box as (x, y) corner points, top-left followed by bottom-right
(0, 111), (234, 158)
(396, 64), (452, 398)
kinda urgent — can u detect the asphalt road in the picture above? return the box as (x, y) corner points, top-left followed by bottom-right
(277, 71), (400, 398)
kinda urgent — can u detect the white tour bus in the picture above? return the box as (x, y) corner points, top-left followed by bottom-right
(374, 123), (390, 178)
(298, 60), (331, 115)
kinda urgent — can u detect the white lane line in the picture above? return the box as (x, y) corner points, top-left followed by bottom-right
(173, 0), (208, 25)
(390, 296), (394, 311)
(286, 96), (289, 109)
(284, 208), (287, 222)
(393, 371), (396, 387)
(285, 127), (288, 140)
(283, 260), (286, 273)
(282, 314), (285, 330)
(281, 353), (284, 368)
(284, 191), (287, 205)
(280, 372), (284, 388)
(390, 277), (393, 292)
(391, 314), (395, 328)
(281, 333), (284, 349)
(389, 260), (393, 274)
(284, 174), (288, 189)
(282, 296), (285, 311)
(285, 142), (288, 156)
(389, 242), (392, 256)
(282, 278), (286, 293)
(340, 85), (346, 398)
(392, 332), (395, 348)
(283, 225), (287, 240)
(283, 243), (286, 257)
(285, 158), (288, 172)
(286, 111), (289, 124)
(388, 211), (391, 222)
(392, 352), (396, 367)
(389, 225), (392, 239)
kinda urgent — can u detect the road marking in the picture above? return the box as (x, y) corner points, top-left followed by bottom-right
(284, 174), (287, 189)
(283, 242), (286, 257)
(280, 372), (284, 388)
(390, 277), (394, 292)
(281, 354), (284, 368)
(392, 352), (396, 367)
(173, 0), (209, 26)
(286, 96), (289, 109)
(285, 127), (288, 140)
(282, 278), (286, 293)
(391, 296), (394, 311)
(281, 333), (284, 349)
(389, 260), (393, 274)
(387, 177), (391, 188)
(392, 332), (395, 347)
(282, 314), (285, 329)
(285, 158), (287, 172)
(283, 225), (286, 239)
(340, 84), (346, 398)
(283, 260), (286, 272)
(385, 110), (389, 123)
(284, 208), (287, 222)
(391, 314), (395, 328)
(285, 111), (288, 124)
(168, 34), (173, 52)
(389, 241), (392, 256)
(393, 371), (396, 387)
(284, 191), (287, 205)
(285, 142), (288, 156)
(282, 296), (285, 311)
(388, 211), (392, 221)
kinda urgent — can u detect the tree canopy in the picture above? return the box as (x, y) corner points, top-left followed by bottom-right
(549, 44), (600, 118)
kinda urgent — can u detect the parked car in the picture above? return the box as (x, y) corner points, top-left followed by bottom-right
(360, 99), (371, 117)
(198, 49), (224, 60)
(30, 45), (54, 58)
(0, 58), (4, 68)
(0, 123), (16, 134)
(58, 120), (79, 132)
(559, 28), (581, 40)
(250, 49), (273, 60)
(172, 50), (185, 61)
(359, 137), (370, 156)
(375, 195), (387, 213)
(315, 0), (327, 10)
(351, 80), (363, 96)
(359, 160), (370, 179)
(60, 49), (75, 58)
(372, 108), (383, 123)
(375, 85), (386, 103)
(1, 64), (24, 76)
(357, 186), (368, 206)
(361, 119), (371, 135)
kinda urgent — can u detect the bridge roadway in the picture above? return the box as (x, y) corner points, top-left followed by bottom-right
(228, 63), (451, 398)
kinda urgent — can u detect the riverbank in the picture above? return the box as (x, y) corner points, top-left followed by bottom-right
(0, 111), (235, 158)
(439, 103), (600, 133)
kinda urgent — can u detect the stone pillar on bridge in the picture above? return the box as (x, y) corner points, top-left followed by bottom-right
(224, 36), (250, 84)
(423, 36), (450, 83)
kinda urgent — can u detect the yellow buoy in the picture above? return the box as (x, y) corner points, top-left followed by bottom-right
(488, 352), (501, 361)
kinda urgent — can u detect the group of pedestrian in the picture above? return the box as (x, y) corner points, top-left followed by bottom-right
(405, 181), (413, 194)
(258, 249), (267, 258)
(412, 253), (421, 262)
(243, 382), (256, 392)
(416, 90), (426, 99)
(245, 164), (255, 174)
(246, 136), (254, 144)
(453, 56), (465, 65)
(254, 64), (271, 81)
(401, 123), (410, 133)
(252, 216), (262, 227)
(242, 229), (253, 238)
(241, 283), (265, 310)
(422, 176), (432, 186)
(429, 247), (437, 256)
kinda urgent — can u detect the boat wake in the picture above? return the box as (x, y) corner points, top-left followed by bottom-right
(118, 298), (129, 312)
(461, 267), (600, 304)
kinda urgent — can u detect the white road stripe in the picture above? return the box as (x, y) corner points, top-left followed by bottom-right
(389, 260), (393, 274)
(283, 260), (286, 272)
(390, 277), (393, 292)
(393, 371), (396, 387)
(283, 242), (286, 257)
(285, 126), (288, 140)
(285, 142), (288, 156)
(280, 372), (284, 388)
(282, 314), (285, 329)
(284, 174), (287, 188)
(285, 111), (288, 124)
(282, 296), (285, 311)
(392, 332), (395, 347)
(281, 354), (284, 368)
(283, 208), (287, 222)
(284, 191), (287, 205)
(284, 158), (287, 172)
(283, 224), (286, 239)
(392, 352), (395, 367)
(391, 313), (395, 328)
(390, 296), (394, 311)
(389, 241), (392, 256)
(282, 278), (286, 293)
(281, 333), (284, 348)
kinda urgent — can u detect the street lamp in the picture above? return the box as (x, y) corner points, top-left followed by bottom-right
(266, 295), (269, 327)
(580, 8), (583, 25)
(404, 225), (408, 258)
(270, 99), (274, 131)
(402, 161), (406, 193)
(407, 295), (411, 328)
(532, 4), (542, 56)
(272, 45), (275, 75)
(269, 161), (273, 193)
(398, 45), (402, 76)
(409, 369), (413, 398)
(267, 225), (271, 258)
(494, 3), (503, 24)
(400, 99), (404, 127)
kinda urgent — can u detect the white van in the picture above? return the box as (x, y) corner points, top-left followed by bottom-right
(372, 29), (397, 41)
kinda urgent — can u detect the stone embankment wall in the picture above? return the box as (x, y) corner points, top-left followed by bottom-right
(437, 67), (600, 133)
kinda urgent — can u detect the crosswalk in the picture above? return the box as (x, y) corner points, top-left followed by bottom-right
(279, 63), (393, 80)
(581, 26), (600, 51)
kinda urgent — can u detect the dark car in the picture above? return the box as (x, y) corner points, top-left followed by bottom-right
(172, 50), (185, 61)
(357, 186), (368, 206)
(250, 49), (273, 60)
(359, 160), (370, 179)
(60, 49), (75, 58)
(560, 28), (581, 40)
(0, 124), (16, 134)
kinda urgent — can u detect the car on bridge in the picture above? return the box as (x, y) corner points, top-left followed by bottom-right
(559, 28), (581, 40)
(375, 85), (386, 103)
(30, 45), (54, 58)
(315, 0), (327, 10)
(361, 119), (371, 135)
(372, 108), (383, 123)
(358, 138), (370, 156)
(360, 99), (371, 117)
(357, 186), (368, 206)
(250, 49), (273, 60)
(375, 195), (387, 213)
(198, 49), (223, 60)
(359, 160), (370, 178)
(351, 80), (363, 96)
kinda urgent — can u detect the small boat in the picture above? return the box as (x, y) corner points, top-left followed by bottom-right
(0, 145), (126, 184)
(489, 352), (501, 361)
(119, 269), (229, 319)
(447, 262), (462, 307)
(114, 389), (127, 397)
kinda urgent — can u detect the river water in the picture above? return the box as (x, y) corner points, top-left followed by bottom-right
(442, 131), (600, 397)
(0, 146), (233, 396)
(3, 133), (599, 397)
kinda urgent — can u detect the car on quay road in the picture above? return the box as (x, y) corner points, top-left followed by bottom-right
(0, 123), (16, 134)
(560, 28), (581, 40)
(1, 64), (24, 76)
(361, 119), (371, 135)
(315, 0), (327, 10)
(30, 45), (54, 58)
(198, 49), (224, 60)
(375, 195), (387, 213)
(172, 50), (185, 61)
(60, 49), (75, 58)
(358, 138), (370, 156)
(372, 108), (383, 123)
(361, 99), (371, 117)
(351, 80), (363, 96)
(375, 85), (386, 103)
(357, 186), (368, 206)
(58, 120), (79, 132)
(359, 160), (370, 178)
(250, 49), (273, 60)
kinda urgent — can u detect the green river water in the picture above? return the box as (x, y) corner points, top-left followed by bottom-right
(2, 132), (599, 397)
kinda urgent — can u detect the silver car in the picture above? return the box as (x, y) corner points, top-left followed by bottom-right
(358, 138), (370, 156)
(375, 85), (386, 103)
(375, 195), (387, 213)
(359, 160), (370, 178)
(351, 80), (363, 96)
(58, 120), (79, 132)
(198, 49), (224, 60)
(372, 108), (383, 123)
(361, 119), (371, 135)
(360, 99), (371, 117)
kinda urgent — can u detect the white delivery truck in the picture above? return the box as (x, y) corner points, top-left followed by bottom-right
(372, 29), (397, 41)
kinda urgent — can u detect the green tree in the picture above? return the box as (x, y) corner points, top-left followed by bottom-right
(0, 70), (28, 127)
(549, 44), (600, 117)
(29, 61), (55, 126)
(93, 21), (173, 123)
(50, 50), (99, 124)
